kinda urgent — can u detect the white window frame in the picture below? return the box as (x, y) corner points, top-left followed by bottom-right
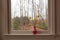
(3, 0), (55, 35)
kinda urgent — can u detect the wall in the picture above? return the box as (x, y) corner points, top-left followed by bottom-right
(0, 0), (60, 40)
(55, 0), (60, 39)
(0, 0), (3, 40)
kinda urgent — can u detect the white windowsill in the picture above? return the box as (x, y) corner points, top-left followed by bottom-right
(4, 33), (55, 36)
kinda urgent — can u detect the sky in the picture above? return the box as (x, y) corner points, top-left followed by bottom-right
(11, 0), (48, 19)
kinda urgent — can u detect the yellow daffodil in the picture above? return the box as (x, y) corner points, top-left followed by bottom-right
(34, 18), (37, 23)
(37, 15), (40, 18)
(29, 17), (32, 19)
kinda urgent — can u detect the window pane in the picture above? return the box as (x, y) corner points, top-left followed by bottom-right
(11, 0), (48, 34)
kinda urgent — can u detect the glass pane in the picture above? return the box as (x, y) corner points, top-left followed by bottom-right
(11, 0), (48, 34)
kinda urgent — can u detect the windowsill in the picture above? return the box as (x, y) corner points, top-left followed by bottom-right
(4, 33), (55, 36)
(3, 34), (56, 39)
(4, 30), (55, 36)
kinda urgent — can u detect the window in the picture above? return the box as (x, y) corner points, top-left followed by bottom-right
(7, 0), (55, 35)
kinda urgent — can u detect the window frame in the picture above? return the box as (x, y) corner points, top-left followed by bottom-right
(3, 0), (55, 35)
